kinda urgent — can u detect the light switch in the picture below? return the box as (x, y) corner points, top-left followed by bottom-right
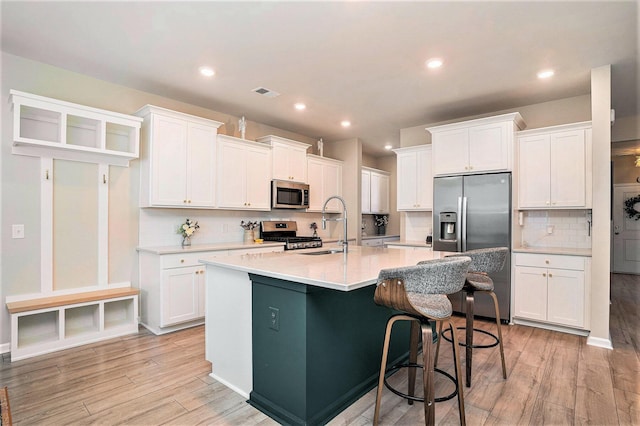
(12, 224), (25, 239)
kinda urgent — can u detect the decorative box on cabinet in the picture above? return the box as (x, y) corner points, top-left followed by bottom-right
(306, 155), (343, 212)
(217, 135), (272, 210)
(362, 167), (390, 214)
(516, 122), (592, 209)
(136, 105), (223, 208)
(10, 90), (142, 166)
(6, 288), (139, 361)
(394, 145), (433, 211)
(256, 135), (310, 183)
(427, 112), (525, 176)
(513, 252), (590, 335)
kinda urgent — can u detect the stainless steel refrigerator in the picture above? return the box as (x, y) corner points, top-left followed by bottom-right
(433, 172), (511, 322)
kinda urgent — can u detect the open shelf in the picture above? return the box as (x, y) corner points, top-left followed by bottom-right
(65, 304), (100, 338)
(17, 311), (59, 349)
(104, 298), (135, 329)
(19, 105), (61, 143)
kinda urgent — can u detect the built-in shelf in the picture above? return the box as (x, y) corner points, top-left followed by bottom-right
(10, 90), (142, 166)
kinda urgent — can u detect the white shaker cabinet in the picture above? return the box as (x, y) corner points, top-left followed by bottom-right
(257, 135), (310, 183)
(394, 145), (433, 211)
(217, 135), (272, 210)
(307, 155), (343, 212)
(513, 253), (590, 333)
(517, 122), (592, 209)
(362, 167), (390, 214)
(136, 105), (223, 208)
(427, 112), (524, 176)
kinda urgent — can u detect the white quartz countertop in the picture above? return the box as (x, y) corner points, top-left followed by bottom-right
(512, 246), (592, 257)
(137, 241), (285, 255)
(199, 245), (452, 291)
(384, 240), (431, 248)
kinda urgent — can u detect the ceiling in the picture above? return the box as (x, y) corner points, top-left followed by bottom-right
(1, 1), (638, 156)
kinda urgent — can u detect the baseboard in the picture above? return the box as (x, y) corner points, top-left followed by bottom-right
(0, 342), (10, 355)
(587, 334), (613, 349)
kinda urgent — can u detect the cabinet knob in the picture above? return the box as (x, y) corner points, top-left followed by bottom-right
(181, 259), (185, 263)
(548, 273), (553, 278)
(184, 200), (187, 203)
(188, 200), (192, 204)
(546, 201), (550, 205)
(545, 260), (549, 264)
(543, 273), (546, 277)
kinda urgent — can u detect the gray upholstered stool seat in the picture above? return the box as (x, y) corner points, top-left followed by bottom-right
(443, 247), (509, 388)
(373, 256), (471, 426)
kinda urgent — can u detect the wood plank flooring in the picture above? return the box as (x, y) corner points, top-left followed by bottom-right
(1, 273), (638, 425)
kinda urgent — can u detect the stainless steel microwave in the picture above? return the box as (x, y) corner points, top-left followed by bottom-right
(272, 180), (309, 209)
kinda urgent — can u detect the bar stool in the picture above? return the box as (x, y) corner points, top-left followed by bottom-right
(442, 247), (509, 388)
(373, 256), (471, 426)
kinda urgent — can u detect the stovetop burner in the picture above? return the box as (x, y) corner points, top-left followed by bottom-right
(260, 221), (323, 250)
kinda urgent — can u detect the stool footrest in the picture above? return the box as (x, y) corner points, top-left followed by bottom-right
(383, 362), (458, 403)
(441, 326), (500, 349)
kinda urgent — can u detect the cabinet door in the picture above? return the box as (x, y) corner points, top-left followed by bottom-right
(161, 266), (200, 327)
(469, 121), (510, 172)
(371, 172), (389, 214)
(272, 143), (307, 182)
(306, 159), (324, 211)
(186, 122), (216, 207)
(550, 130), (586, 207)
(288, 147), (308, 183)
(416, 148), (433, 210)
(547, 268), (585, 328)
(362, 170), (371, 214)
(323, 161), (343, 212)
(217, 141), (247, 208)
(432, 128), (469, 175)
(396, 152), (418, 210)
(518, 134), (551, 208)
(245, 146), (271, 209)
(271, 143), (290, 181)
(151, 115), (187, 206)
(514, 266), (547, 321)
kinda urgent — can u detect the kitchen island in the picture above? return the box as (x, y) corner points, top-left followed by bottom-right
(200, 246), (450, 425)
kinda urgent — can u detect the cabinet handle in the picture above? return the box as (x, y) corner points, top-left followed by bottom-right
(45, 169), (49, 180)
(103, 174), (107, 184)
(543, 273), (546, 277)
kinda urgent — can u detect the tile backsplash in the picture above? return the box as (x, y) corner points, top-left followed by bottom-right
(520, 210), (592, 249)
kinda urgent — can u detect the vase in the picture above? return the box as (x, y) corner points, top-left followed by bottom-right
(244, 230), (254, 243)
(182, 235), (191, 247)
(376, 226), (386, 236)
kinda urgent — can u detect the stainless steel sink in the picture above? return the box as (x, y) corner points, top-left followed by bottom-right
(298, 249), (343, 255)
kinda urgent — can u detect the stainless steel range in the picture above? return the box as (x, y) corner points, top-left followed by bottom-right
(260, 221), (322, 250)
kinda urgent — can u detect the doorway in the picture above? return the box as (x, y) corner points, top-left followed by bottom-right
(612, 183), (640, 274)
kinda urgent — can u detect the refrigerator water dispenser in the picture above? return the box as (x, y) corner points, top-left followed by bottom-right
(439, 212), (457, 241)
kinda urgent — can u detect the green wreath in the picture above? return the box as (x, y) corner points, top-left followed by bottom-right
(624, 195), (640, 220)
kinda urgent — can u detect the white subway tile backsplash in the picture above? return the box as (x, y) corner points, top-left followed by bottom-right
(520, 209), (591, 249)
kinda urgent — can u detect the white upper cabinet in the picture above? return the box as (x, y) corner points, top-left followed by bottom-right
(362, 167), (390, 214)
(394, 145), (433, 211)
(427, 112), (525, 176)
(217, 135), (272, 210)
(256, 135), (310, 183)
(11, 90), (142, 166)
(517, 122), (592, 209)
(136, 105), (222, 208)
(307, 155), (343, 212)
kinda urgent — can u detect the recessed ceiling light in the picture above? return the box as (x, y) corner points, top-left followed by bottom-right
(537, 69), (554, 79)
(384, 144), (393, 150)
(341, 120), (351, 128)
(199, 66), (215, 77)
(294, 103), (306, 111)
(426, 58), (443, 69)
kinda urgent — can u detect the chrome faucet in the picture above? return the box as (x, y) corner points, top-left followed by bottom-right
(322, 195), (348, 253)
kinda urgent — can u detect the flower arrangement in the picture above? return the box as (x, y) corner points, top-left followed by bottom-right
(240, 220), (258, 230)
(177, 218), (199, 238)
(310, 222), (318, 237)
(374, 215), (389, 228)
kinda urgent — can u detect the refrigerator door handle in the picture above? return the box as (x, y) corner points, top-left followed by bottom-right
(456, 196), (463, 252)
(461, 196), (468, 252)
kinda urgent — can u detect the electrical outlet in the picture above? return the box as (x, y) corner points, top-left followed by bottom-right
(12, 224), (24, 239)
(269, 307), (280, 331)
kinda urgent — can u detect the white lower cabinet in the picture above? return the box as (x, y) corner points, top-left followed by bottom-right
(139, 245), (284, 335)
(513, 253), (590, 333)
(361, 236), (400, 247)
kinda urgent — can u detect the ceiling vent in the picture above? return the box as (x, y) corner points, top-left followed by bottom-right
(252, 87), (280, 98)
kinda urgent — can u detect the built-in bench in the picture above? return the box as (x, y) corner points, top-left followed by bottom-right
(6, 287), (139, 362)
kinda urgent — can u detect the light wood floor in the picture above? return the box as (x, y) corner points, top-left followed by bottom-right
(1, 274), (638, 425)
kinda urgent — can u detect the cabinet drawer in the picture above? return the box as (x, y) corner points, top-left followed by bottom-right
(161, 251), (227, 269)
(514, 253), (585, 271)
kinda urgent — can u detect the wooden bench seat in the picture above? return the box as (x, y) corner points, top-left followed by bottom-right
(6, 288), (139, 314)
